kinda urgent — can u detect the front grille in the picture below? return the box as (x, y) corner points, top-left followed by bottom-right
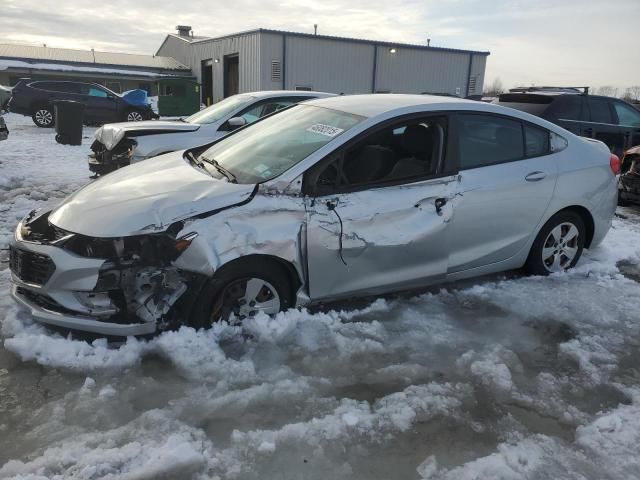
(9, 247), (55, 286)
(15, 286), (75, 314)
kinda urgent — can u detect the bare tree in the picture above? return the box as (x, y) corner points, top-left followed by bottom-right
(623, 86), (640, 101)
(484, 78), (505, 96)
(597, 86), (617, 97)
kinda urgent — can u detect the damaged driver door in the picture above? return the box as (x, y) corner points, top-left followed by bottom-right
(303, 115), (457, 301)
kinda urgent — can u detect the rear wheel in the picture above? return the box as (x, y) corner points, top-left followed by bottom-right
(525, 211), (585, 275)
(190, 259), (294, 329)
(32, 106), (54, 127)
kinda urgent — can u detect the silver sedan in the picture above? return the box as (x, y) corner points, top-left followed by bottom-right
(9, 94), (619, 336)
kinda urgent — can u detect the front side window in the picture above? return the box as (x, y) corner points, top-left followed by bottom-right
(186, 94), (254, 124)
(239, 100), (294, 123)
(309, 117), (445, 194)
(588, 97), (613, 124)
(199, 105), (363, 184)
(613, 101), (640, 127)
(88, 87), (108, 98)
(457, 114), (524, 169)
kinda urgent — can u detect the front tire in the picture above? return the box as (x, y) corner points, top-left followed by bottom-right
(125, 109), (145, 122)
(190, 259), (294, 329)
(525, 211), (585, 275)
(32, 106), (54, 128)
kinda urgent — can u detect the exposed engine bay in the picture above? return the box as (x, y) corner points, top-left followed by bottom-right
(13, 209), (202, 332)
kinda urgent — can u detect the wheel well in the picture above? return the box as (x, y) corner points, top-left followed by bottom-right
(30, 101), (51, 113)
(557, 206), (595, 248)
(215, 254), (302, 299)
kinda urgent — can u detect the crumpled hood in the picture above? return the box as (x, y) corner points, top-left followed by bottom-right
(49, 152), (255, 237)
(95, 121), (200, 150)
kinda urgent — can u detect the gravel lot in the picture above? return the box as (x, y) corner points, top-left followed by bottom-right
(1, 112), (640, 479)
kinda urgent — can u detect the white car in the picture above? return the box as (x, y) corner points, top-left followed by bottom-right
(88, 90), (334, 175)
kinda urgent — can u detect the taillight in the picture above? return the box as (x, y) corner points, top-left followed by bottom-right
(610, 153), (621, 175)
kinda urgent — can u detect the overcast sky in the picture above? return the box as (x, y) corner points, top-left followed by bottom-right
(3, 0), (639, 91)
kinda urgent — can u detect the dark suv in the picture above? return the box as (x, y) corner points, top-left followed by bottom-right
(9, 80), (155, 128)
(493, 87), (640, 158)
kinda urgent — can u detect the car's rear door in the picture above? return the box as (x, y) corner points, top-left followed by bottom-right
(81, 84), (118, 124)
(543, 95), (587, 137)
(304, 114), (456, 300)
(446, 113), (559, 274)
(585, 96), (625, 156)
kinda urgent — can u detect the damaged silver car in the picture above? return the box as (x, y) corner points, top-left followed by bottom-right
(10, 94), (618, 336)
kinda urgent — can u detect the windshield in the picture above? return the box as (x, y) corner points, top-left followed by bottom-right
(199, 104), (364, 184)
(185, 95), (254, 125)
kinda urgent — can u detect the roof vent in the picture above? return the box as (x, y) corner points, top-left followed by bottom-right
(176, 25), (192, 37)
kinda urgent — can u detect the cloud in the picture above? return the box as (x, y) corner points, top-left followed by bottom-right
(2, 0), (639, 90)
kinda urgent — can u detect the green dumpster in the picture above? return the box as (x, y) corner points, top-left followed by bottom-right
(158, 78), (200, 117)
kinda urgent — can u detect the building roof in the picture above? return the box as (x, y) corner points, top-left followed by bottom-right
(0, 43), (191, 72)
(166, 28), (490, 56)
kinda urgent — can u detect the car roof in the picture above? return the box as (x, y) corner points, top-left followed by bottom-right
(305, 93), (477, 118)
(246, 90), (335, 99)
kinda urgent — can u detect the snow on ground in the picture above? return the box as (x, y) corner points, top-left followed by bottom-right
(1, 111), (640, 479)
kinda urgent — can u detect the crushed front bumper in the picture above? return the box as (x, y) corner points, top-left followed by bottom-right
(88, 139), (136, 176)
(619, 173), (640, 204)
(9, 220), (158, 337)
(11, 285), (155, 336)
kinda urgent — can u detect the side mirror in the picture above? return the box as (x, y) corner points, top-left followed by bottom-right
(227, 116), (247, 130)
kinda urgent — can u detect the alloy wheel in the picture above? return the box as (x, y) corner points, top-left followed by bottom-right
(211, 277), (281, 324)
(35, 109), (53, 127)
(541, 222), (580, 272)
(127, 111), (144, 122)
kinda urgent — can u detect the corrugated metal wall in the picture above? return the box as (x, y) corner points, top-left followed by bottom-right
(156, 37), (194, 70)
(189, 33), (261, 103)
(468, 54), (487, 96)
(374, 47), (471, 95)
(163, 31), (488, 100)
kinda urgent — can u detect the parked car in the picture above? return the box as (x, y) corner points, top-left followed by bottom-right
(0, 84), (11, 112)
(9, 94), (618, 337)
(87, 90), (335, 176)
(8, 80), (155, 128)
(493, 87), (640, 158)
(619, 145), (640, 205)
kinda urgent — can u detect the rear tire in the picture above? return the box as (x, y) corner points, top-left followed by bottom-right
(525, 211), (585, 275)
(32, 106), (54, 128)
(190, 258), (294, 329)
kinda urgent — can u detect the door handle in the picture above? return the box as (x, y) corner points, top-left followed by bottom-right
(435, 197), (447, 215)
(525, 171), (546, 182)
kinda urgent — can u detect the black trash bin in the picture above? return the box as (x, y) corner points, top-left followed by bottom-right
(54, 100), (85, 145)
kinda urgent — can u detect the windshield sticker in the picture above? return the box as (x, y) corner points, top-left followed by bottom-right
(254, 164), (269, 174)
(306, 123), (344, 137)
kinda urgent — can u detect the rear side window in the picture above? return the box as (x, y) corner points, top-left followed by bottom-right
(457, 114), (524, 169)
(494, 94), (553, 117)
(588, 97), (613, 124)
(545, 96), (585, 121)
(524, 124), (550, 157)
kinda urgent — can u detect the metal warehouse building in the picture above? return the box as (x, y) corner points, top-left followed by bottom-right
(0, 43), (192, 94)
(157, 27), (489, 105)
